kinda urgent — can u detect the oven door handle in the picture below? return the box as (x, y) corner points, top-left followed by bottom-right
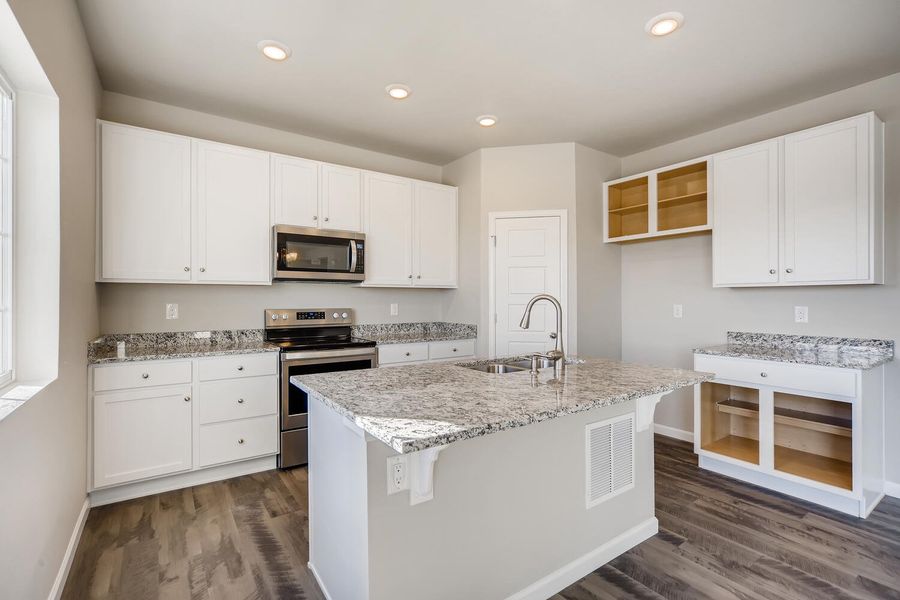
(281, 347), (377, 361)
(349, 239), (358, 273)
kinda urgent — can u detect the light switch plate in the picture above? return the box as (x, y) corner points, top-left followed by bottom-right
(673, 304), (683, 319)
(794, 306), (809, 323)
(165, 303), (179, 320)
(390, 303), (399, 317)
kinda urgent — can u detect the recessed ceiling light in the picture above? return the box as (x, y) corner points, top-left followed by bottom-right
(258, 40), (291, 61)
(477, 115), (498, 127)
(386, 84), (411, 99)
(645, 12), (684, 36)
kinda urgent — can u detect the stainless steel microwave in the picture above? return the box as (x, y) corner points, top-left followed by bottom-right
(273, 225), (365, 282)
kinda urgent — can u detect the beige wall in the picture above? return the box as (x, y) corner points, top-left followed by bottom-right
(97, 93), (452, 333)
(618, 73), (900, 482)
(0, 0), (101, 598)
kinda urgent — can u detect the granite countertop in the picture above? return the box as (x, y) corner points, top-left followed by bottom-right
(352, 322), (476, 345)
(88, 330), (279, 364)
(694, 331), (894, 370)
(293, 357), (711, 454)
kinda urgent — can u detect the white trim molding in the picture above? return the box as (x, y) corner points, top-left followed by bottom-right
(48, 498), (90, 600)
(885, 481), (900, 499)
(654, 423), (693, 442)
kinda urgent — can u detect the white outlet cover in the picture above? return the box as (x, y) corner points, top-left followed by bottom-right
(386, 455), (408, 494)
(390, 303), (399, 317)
(673, 304), (683, 319)
(193, 331), (211, 339)
(165, 303), (179, 319)
(794, 306), (809, 323)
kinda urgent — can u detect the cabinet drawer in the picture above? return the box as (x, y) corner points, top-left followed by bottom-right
(198, 353), (277, 381)
(199, 414), (278, 467)
(378, 343), (429, 365)
(428, 339), (475, 360)
(93, 360), (192, 392)
(199, 376), (278, 425)
(694, 354), (857, 398)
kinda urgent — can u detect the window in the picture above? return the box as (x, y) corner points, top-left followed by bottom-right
(0, 72), (12, 386)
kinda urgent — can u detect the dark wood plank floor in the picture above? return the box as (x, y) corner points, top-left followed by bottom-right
(63, 436), (900, 599)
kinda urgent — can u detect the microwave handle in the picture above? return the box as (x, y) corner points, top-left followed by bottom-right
(349, 240), (358, 273)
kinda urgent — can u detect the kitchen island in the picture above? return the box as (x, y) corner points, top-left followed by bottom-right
(293, 358), (711, 600)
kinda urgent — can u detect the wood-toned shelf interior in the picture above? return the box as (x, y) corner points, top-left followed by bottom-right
(774, 446), (852, 490)
(700, 382), (759, 465)
(717, 399), (851, 437)
(657, 161), (708, 232)
(608, 176), (649, 238)
(703, 435), (759, 465)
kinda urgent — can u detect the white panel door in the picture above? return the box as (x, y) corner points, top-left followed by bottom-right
(712, 139), (780, 286)
(321, 164), (362, 232)
(93, 385), (192, 488)
(783, 115), (870, 283)
(363, 172), (413, 286)
(413, 182), (458, 287)
(100, 122), (192, 281)
(493, 216), (562, 357)
(194, 140), (271, 283)
(272, 154), (319, 228)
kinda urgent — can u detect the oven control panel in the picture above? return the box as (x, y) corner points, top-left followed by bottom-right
(265, 308), (354, 327)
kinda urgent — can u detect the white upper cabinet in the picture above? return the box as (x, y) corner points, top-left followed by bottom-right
(783, 114), (879, 284)
(413, 181), (458, 287)
(272, 154), (319, 228)
(713, 112), (883, 287)
(194, 140), (272, 284)
(362, 172), (414, 286)
(712, 139), (781, 286)
(99, 122), (192, 281)
(321, 163), (362, 232)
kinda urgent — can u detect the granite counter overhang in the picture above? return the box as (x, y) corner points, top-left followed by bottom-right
(293, 358), (712, 454)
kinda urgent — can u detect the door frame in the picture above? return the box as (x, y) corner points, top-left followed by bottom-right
(488, 209), (568, 358)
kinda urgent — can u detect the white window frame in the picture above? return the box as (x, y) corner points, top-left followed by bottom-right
(0, 70), (14, 387)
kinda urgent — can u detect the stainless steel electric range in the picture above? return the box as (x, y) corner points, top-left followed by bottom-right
(265, 308), (377, 468)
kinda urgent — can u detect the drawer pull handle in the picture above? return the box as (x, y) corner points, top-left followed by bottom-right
(760, 372), (768, 378)
(237, 365), (244, 371)
(238, 438), (245, 444)
(237, 398), (245, 404)
(405, 352), (411, 356)
(141, 373), (149, 379)
(184, 396), (191, 402)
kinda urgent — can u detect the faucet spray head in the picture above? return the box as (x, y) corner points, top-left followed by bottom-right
(519, 313), (530, 329)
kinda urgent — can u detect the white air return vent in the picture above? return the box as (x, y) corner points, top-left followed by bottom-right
(586, 413), (635, 508)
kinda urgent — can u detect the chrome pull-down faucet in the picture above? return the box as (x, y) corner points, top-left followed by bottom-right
(518, 294), (565, 373)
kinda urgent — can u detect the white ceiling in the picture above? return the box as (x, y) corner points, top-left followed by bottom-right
(76, 0), (900, 165)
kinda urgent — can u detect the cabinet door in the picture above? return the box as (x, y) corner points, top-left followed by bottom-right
(321, 164), (362, 231)
(712, 140), (780, 286)
(272, 154), (319, 228)
(363, 173), (413, 286)
(93, 385), (192, 488)
(100, 123), (192, 281)
(413, 182), (458, 287)
(783, 115), (871, 283)
(195, 140), (272, 283)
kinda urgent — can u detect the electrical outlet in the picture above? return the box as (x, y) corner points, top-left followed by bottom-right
(386, 455), (408, 494)
(794, 306), (809, 323)
(673, 304), (683, 319)
(193, 331), (211, 339)
(390, 303), (399, 317)
(165, 303), (179, 320)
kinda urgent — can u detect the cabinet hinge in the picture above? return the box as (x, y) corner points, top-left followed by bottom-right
(490, 235), (496, 247)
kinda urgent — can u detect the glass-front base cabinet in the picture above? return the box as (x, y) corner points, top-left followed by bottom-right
(693, 353), (886, 518)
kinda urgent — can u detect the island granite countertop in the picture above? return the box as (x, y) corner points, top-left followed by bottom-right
(293, 357), (711, 454)
(694, 332), (894, 370)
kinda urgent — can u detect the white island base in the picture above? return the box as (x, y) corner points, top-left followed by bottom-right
(307, 394), (662, 600)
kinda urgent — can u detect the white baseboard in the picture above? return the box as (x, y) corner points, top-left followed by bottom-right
(885, 481), (900, 499)
(308, 561), (333, 600)
(654, 423), (693, 442)
(505, 517), (658, 600)
(48, 497), (90, 600)
(89, 455), (276, 507)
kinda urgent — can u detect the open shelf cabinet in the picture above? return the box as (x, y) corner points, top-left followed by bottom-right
(604, 157), (711, 243)
(700, 382), (759, 464)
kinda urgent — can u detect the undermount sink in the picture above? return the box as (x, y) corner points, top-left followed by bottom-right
(505, 357), (557, 370)
(465, 362), (528, 374)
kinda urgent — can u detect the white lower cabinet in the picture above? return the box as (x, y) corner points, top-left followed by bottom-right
(693, 353), (885, 517)
(378, 340), (475, 366)
(90, 353), (279, 496)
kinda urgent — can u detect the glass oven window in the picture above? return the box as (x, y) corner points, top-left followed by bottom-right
(278, 234), (351, 272)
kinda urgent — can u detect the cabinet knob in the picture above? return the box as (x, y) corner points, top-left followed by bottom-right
(184, 266), (190, 272)
(408, 274), (413, 279)
(237, 398), (244, 404)
(405, 352), (411, 356)
(200, 267), (206, 272)
(141, 373), (149, 379)
(237, 365), (244, 371)
(760, 372), (768, 378)
(785, 268), (793, 273)
(324, 217), (330, 222)
(769, 269), (776, 274)
(312, 215), (318, 221)
(238, 438), (245, 445)
(452, 348), (458, 352)
(416, 275), (421, 279)
(184, 396), (191, 402)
